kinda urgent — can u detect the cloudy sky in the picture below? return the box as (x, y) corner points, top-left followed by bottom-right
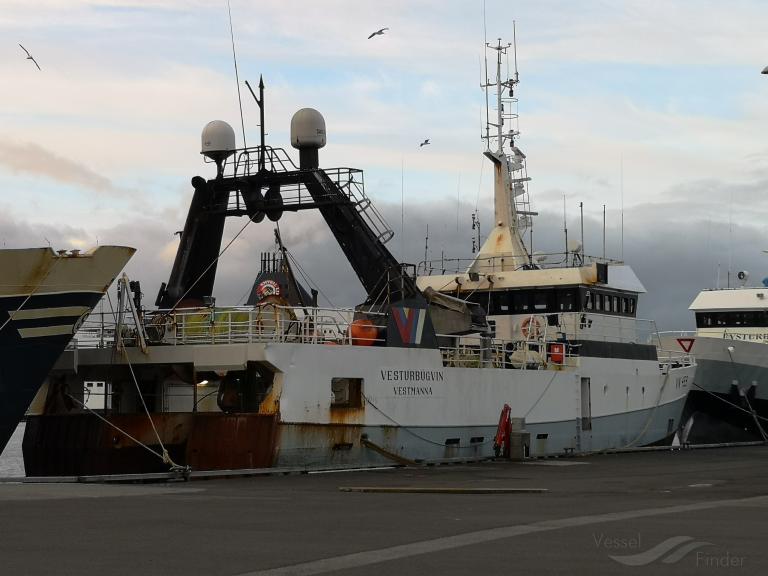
(2, 0), (768, 330)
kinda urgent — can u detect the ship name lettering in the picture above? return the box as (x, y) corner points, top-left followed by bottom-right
(724, 333), (768, 341)
(380, 369), (444, 382)
(392, 386), (434, 396)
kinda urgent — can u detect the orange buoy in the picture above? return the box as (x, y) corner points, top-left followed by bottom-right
(521, 316), (541, 339)
(350, 318), (379, 346)
(548, 342), (565, 364)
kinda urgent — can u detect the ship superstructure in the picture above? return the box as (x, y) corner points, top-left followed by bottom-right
(419, 39), (657, 372)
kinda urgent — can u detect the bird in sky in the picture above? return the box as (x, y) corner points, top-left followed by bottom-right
(18, 44), (41, 70)
(419, 139), (430, 147)
(367, 28), (389, 39)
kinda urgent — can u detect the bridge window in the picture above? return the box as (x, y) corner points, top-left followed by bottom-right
(696, 311), (768, 328)
(558, 290), (577, 312)
(511, 291), (531, 313)
(533, 291), (550, 311)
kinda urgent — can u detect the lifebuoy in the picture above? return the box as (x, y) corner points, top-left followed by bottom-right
(520, 316), (541, 339)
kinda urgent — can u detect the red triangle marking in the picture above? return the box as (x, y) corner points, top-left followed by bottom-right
(676, 338), (695, 353)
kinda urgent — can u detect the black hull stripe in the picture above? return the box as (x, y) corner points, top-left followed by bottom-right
(573, 340), (658, 361)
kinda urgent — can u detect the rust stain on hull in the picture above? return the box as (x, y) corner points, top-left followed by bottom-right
(23, 412), (279, 476)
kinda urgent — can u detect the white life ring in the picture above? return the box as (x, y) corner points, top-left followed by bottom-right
(521, 316), (542, 339)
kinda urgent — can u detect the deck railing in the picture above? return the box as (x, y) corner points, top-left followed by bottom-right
(69, 304), (692, 372)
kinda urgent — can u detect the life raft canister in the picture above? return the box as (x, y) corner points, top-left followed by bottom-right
(548, 342), (565, 364)
(349, 318), (379, 346)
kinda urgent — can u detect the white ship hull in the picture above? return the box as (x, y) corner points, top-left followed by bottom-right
(25, 332), (692, 473)
(661, 331), (768, 441)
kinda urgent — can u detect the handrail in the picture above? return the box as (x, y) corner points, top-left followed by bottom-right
(68, 304), (694, 372)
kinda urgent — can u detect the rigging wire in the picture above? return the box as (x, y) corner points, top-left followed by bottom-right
(168, 216), (256, 313)
(227, 0), (247, 149)
(282, 246), (337, 308)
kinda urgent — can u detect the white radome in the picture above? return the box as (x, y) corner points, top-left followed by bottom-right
(201, 120), (236, 159)
(291, 108), (326, 149)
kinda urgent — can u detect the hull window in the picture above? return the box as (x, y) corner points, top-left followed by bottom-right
(331, 377), (363, 408)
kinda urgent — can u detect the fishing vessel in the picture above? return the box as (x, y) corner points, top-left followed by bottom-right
(662, 272), (768, 442)
(22, 46), (693, 477)
(0, 245), (135, 455)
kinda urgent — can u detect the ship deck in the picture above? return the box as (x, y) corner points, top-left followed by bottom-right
(1, 445), (766, 575)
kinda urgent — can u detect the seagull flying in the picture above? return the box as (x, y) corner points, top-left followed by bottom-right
(18, 44), (41, 71)
(367, 27), (389, 39)
(419, 139), (430, 147)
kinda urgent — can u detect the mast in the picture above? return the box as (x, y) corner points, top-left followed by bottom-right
(469, 34), (535, 275)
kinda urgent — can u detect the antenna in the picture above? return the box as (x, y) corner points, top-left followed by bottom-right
(716, 262), (721, 290)
(456, 173), (461, 232)
(620, 154), (624, 260)
(245, 77), (266, 171)
(602, 204), (606, 259)
(424, 224), (429, 266)
(512, 20), (519, 83)
(580, 201), (584, 258)
(563, 194), (568, 266)
(227, 0), (247, 148)
(401, 157), (405, 261)
(728, 189), (733, 288)
(482, 0), (490, 145)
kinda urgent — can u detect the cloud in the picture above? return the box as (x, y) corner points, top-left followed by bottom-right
(2, 0), (768, 333)
(4, 170), (768, 334)
(0, 141), (126, 195)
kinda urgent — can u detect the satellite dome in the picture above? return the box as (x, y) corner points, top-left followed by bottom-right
(291, 108), (326, 149)
(567, 240), (583, 254)
(201, 120), (236, 162)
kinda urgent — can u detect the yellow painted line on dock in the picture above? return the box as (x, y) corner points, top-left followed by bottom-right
(338, 486), (548, 494)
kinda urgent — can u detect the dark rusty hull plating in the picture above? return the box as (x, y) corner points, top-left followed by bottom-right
(23, 412), (279, 476)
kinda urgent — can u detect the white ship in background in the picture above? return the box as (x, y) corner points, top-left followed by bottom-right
(662, 271), (768, 442)
(22, 41), (693, 477)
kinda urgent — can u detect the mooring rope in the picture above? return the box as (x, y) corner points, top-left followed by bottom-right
(103, 291), (188, 472)
(622, 367), (672, 449)
(362, 394), (495, 448)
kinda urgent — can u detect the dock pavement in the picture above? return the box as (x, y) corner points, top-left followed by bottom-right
(1, 446), (766, 575)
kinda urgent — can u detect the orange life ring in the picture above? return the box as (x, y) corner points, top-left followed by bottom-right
(521, 316), (541, 339)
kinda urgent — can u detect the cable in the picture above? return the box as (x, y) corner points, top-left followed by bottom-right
(282, 246), (336, 308)
(363, 394), (495, 448)
(168, 215), (256, 313)
(691, 381), (768, 424)
(523, 372), (559, 419)
(96, 286), (187, 471)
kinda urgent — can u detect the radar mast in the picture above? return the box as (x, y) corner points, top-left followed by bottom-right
(470, 29), (536, 274)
